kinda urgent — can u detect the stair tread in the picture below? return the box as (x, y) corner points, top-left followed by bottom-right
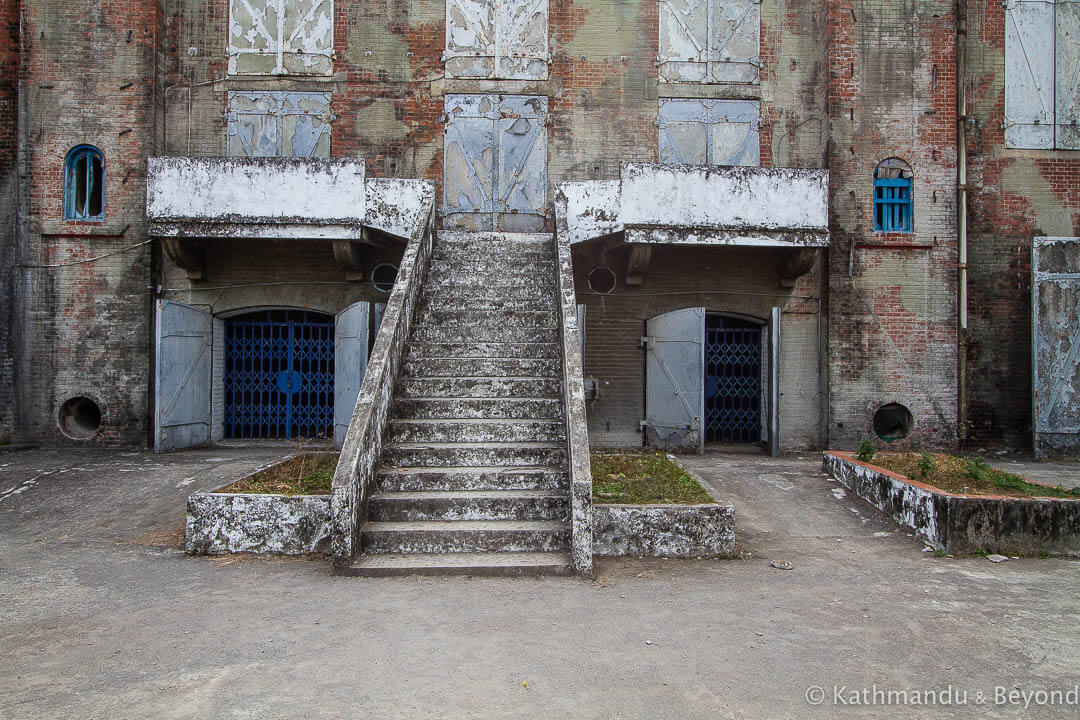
(372, 489), (568, 500)
(363, 520), (568, 532)
(391, 418), (562, 425)
(385, 441), (564, 449)
(348, 552), (572, 572)
(379, 466), (566, 474)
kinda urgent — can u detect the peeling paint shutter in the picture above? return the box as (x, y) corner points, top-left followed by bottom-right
(1057, 0), (1080, 148)
(768, 306), (781, 457)
(659, 0), (758, 84)
(155, 300), (212, 453)
(709, 0), (761, 83)
(658, 99), (759, 166)
(444, 94), (498, 229)
(446, 0), (495, 78)
(334, 302), (370, 448)
(496, 95), (547, 231)
(446, 0), (548, 79)
(708, 99), (760, 166)
(1005, 0), (1055, 149)
(645, 308), (705, 453)
(228, 0), (333, 76)
(1032, 239), (1080, 457)
(658, 0), (710, 82)
(658, 98), (709, 163)
(444, 94), (547, 231)
(227, 91), (332, 158)
(496, 0), (549, 79)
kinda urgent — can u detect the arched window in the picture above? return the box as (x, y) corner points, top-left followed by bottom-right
(873, 158), (912, 233)
(64, 145), (105, 221)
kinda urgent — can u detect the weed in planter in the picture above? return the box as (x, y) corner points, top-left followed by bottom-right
(916, 452), (936, 479)
(855, 438), (876, 463)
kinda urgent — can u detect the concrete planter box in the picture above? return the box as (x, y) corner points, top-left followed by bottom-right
(185, 456), (334, 555)
(593, 503), (736, 558)
(824, 451), (1080, 557)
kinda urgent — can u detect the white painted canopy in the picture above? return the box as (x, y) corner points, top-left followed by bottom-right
(556, 162), (830, 248)
(146, 157), (434, 241)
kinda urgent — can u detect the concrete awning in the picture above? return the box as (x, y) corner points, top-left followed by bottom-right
(145, 156), (433, 279)
(555, 162), (830, 248)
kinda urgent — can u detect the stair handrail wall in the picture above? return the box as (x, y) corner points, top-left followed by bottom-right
(552, 229), (594, 576)
(330, 195), (436, 570)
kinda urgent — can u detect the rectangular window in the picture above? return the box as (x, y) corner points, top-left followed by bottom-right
(226, 91), (333, 157)
(658, 0), (760, 84)
(873, 178), (913, 232)
(228, 0), (333, 76)
(657, 98), (760, 166)
(445, 0), (549, 80)
(1005, 0), (1080, 149)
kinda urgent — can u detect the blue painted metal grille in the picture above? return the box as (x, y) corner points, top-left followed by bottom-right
(873, 177), (913, 232)
(224, 310), (335, 439)
(705, 316), (761, 443)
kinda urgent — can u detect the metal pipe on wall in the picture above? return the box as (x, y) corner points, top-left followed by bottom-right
(957, 0), (969, 447)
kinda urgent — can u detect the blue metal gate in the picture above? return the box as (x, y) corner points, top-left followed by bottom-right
(705, 315), (762, 443)
(224, 310), (335, 439)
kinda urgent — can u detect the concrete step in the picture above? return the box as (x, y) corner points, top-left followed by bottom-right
(417, 288), (558, 312)
(392, 397), (562, 420)
(428, 253), (556, 273)
(436, 231), (554, 252)
(368, 489), (570, 522)
(388, 418), (565, 444)
(360, 520), (570, 554)
(406, 341), (560, 359)
(411, 324), (558, 344)
(381, 442), (567, 468)
(403, 357), (560, 378)
(415, 309), (558, 330)
(344, 551), (573, 577)
(423, 270), (557, 291)
(377, 466), (570, 492)
(396, 377), (561, 400)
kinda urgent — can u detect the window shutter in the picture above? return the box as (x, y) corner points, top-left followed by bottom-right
(445, 0), (496, 78)
(707, 99), (760, 165)
(658, 0), (710, 82)
(1057, 0), (1080, 148)
(227, 91), (332, 158)
(495, 0), (549, 79)
(1005, 0), (1055, 149)
(658, 98), (710, 164)
(228, 0), (333, 76)
(709, 0), (761, 84)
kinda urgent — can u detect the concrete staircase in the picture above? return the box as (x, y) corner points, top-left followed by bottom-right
(346, 231), (574, 576)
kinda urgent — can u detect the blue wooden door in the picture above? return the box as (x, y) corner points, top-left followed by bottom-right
(224, 309), (335, 439)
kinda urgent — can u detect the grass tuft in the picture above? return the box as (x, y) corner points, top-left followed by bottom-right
(215, 453), (338, 496)
(591, 451), (713, 505)
(871, 452), (1080, 499)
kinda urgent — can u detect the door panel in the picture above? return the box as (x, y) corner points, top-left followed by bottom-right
(334, 302), (370, 448)
(645, 308), (705, 452)
(155, 300), (213, 453)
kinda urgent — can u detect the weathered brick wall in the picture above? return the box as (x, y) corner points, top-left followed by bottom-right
(961, 0), (1080, 448)
(825, 0), (959, 450)
(0, 0), (19, 442)
(12, 0), (160, 444)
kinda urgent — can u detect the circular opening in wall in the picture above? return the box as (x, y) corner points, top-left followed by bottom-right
(58, 396), (102, 440)
(873, 402), (913, 443)
(372, 263), (398, 294)
(587, 265), (617, 294)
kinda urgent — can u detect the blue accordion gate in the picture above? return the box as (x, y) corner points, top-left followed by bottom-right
(224, 309), (335, 439)
(705, 315), (762, 444)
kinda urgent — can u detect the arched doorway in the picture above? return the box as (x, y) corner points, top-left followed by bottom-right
(223, 309), (335, 439)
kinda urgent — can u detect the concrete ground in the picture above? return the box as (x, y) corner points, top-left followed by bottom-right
(3, 447), (1080, 719)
